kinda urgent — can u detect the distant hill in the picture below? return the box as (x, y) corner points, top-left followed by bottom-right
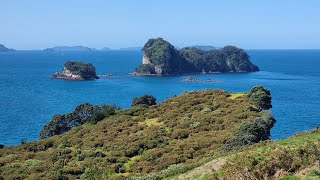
(101, 47), (111, 51)
(0, 44), (15, 52)
(119, 46), (142, 51)
(43, 46), (92, 52)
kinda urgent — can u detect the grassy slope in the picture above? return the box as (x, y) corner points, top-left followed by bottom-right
(0, 90), (262, 179)
(174, 128), (320, 180)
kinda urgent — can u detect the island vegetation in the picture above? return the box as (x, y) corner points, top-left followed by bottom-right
(51, 61), (99, 80)
(135, 38), (259, 75)
(0, 86), (280, 179)
(131, 94), (157, 107)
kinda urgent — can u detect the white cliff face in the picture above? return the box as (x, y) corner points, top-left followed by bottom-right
(51, 67), (82, 80)
(142, 53), (150, 64)
(61, 68), (82, 79)
(154, 66), (163, 74)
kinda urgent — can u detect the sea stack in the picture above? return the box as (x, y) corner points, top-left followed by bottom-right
(51, 61), (99, 80)
(135, 37), (259, 75)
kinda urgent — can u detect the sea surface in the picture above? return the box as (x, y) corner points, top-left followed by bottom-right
(0, 50), (319, 145)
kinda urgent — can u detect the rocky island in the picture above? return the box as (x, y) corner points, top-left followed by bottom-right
(135, 38), (259, 75)
(51, 61), (99, 80)
(0, 44), (15, 52)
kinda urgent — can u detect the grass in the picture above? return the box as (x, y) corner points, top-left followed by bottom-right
(173, 127), (320, 180)
(138, 118), (164, 126)
(228, 92), (247, 100)
(124, 155), (141, 172)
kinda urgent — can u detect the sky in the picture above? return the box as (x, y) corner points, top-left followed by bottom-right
(0, 0), (320, 50)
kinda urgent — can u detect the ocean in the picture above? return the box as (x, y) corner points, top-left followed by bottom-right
(0, 50), (319, 145)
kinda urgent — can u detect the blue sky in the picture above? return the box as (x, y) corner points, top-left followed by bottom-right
(1, 0), (319, 49)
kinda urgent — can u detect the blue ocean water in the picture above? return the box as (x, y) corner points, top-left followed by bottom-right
(0, 50), (319, 145)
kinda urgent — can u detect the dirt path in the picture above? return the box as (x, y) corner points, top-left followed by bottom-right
(178, 157), (226, 180)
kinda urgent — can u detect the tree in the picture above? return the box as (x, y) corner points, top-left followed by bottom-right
(40, 103), (119, 138)
(248, 86), (272, 111)
(221, 112), (276, 152)
(131, 95), (156, 107)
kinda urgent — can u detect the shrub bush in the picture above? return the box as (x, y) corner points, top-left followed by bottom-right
(132, 95), (157, 107)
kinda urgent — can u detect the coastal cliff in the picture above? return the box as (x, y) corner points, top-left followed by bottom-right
(51, 61), (99, 80)
(135, 38), (259, 75)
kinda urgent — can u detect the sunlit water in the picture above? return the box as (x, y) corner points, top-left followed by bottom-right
(0, 50), (319, 145)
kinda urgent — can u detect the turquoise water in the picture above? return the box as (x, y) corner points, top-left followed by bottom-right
(0, 50), (319, 145)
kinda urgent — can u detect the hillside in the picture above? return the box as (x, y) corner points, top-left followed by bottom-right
(176, 127), (320, 180)
(0, 87), (273, 179)
(135, 38), (259, 75)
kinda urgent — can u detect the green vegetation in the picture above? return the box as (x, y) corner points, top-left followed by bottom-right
(131, 94), (157, 107)
(248, 85), (272, 111)
(229, 92), (247, 100)
(40, 103), (119, 138)
(136, 38), (259, 75)
(220, 112), (275, 152)
(220, 128), (320, 180)
(64, 61), (98, 78)
(0, 87), (270, 179)
(52, 61), (99, 80)
(173, 127), (320, 180)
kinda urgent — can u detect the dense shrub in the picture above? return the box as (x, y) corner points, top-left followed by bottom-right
(64, 61), (97, 78)
(221, 140), (320, 179)
(40, 103), (119, 138)
(0, 88), (268, 179)
(248, 86), (272, 111)
(220, 112), (276, 152)
(131, 95), (157, 107)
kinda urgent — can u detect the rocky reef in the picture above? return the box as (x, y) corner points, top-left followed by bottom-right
(135, 38), (259, 75)
(51, 61), (99, 80)
(0, 44), (15, 52)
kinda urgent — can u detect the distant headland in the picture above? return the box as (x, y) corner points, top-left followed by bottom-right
(44, 46), (93, 52)
(51, 61), (99, 80)
(0, 44), (15, 52)
(134, 38), (259, 75)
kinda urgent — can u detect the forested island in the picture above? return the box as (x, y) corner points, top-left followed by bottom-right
(51, 61), (99, 80)
(135, 38), (259, 75)
(0, 44), (15, 52)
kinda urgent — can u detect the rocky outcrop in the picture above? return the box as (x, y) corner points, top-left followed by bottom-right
(135, 38), (259, 75)
(0, 44), (15, 52)
(51, 61), (99, 80)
